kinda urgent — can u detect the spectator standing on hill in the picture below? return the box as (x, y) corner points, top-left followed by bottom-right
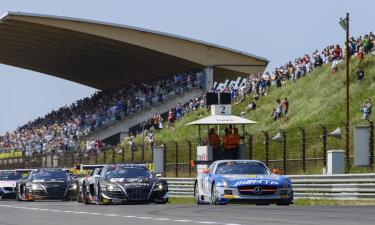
(176, 103), (183, 120)
(361, 99), (372, 120)
(276, 99), (283, 119)
(271, 108), (277, 121)
(283, 97), (289, 114)
(246, 101), (257, 112)
(357, 47), (365, 61)
(357, 68), (365, 81)
(167, 109), (175, 128)
(331, 59), (338, 75)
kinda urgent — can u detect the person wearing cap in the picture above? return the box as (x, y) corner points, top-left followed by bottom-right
(208, 128), (221, 161)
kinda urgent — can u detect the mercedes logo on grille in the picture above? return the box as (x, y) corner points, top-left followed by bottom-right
(254, 186), (262, 195)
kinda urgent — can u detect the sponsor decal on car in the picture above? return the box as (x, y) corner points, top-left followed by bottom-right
(123, 183), (149, 187)
(234, 179), (279, 186)
(127, 178), (143, 183)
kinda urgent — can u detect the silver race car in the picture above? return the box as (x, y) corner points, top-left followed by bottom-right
(194, 160), (293, 205)
(0, 170), (25, 199)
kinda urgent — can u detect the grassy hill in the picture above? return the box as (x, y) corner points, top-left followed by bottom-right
(118, 55), (375, 175)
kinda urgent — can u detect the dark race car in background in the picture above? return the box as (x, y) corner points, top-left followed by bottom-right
(16, 168), (78, 201)
(0, 170), (25, 199)
(83, 164), (168, 204)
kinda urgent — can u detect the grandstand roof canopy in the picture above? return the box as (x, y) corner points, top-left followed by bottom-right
(0, 12), (269, 90)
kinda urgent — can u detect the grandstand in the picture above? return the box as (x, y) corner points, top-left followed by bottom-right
(0, 12), (268, 154)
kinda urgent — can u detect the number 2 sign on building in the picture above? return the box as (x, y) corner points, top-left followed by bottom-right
(211, 104), (232, 116)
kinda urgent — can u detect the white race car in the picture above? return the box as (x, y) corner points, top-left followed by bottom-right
(0, 170), (25, 199)
(194, 160), (293, 205)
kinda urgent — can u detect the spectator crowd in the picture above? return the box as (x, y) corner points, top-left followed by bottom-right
(1, 32), (375, 156)
(210, 32), (375, 120)
(0, 72), (202, 156)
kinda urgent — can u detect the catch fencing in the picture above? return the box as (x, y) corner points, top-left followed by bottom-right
(163, 173), (375, 200)
(1, 122), (374, 175)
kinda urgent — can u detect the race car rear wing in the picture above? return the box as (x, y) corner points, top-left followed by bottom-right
(15, 169), (36, 173)
(75, 164), (105, 173)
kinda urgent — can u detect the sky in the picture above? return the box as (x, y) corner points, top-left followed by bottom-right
(0, 0), (374, 134)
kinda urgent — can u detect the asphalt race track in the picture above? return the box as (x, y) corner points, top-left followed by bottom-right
(0, 201), (374, 225)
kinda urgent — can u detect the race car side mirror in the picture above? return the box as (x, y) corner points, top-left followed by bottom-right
(202, 168), (210, 174)
(272, 169), (282, 174)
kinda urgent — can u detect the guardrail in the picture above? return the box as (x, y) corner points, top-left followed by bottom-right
(162, 174), (375, 200)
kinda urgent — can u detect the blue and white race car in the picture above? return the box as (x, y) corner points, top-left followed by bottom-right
(194, 160), (293, 205)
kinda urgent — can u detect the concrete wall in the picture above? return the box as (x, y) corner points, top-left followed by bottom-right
(85, 88), (205, 141)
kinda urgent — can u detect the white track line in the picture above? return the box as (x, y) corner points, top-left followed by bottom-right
(0, 204), (240, 225)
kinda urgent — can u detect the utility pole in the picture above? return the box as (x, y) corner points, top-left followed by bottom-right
(345, 13), (350, 169)
(339, 13), (350, 169)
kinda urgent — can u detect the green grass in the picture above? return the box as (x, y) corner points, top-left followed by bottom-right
(167, 197), (375, 206)
(168, 197), (196, 205)
(294, 198), (375, 206)
(115, 55), (375, 174)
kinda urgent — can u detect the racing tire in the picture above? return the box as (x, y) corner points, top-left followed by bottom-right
(62, 196), (70, 201)
(155, 198), (168, 204)
(16, 185), (22, 201)
(22, 185), (32, 202)
(77, 192), (83, 203)
(77, 184), (83, 203)
(256, 203), (270, 206)
(194, 182), (203, 205)
(83, 184), (91, 205)
(97, 187), (104, 205)
(210, 185), (223, 205)
(276, 199), (292, 206)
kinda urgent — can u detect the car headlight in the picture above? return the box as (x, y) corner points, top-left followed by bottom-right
(222, 181), (229, 188)
(154, 183), (165, 191)
(31, 183), (44, 191)
(107, 184), (121, 191)
(69, 184), (77, 190)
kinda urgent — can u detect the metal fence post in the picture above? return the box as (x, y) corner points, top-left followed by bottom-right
(368, 120), (374, 167)
(112, 148), (116, 163)
(299, 127), (306, 173)
(163, 143), (167, 176)
(174, 141), (179, 177)
(131, 147), (134, 162)
(122, 147), (125, 163)
(248, 135), (253, 160)
(319, 125), (327, 167)
(282, 130), (287, 174)
(187, 140), (192, 177)
(95, 151), (99, 164)
(104, 150), (107, 164)
(262, 131), (269, 166)
(150, 143), (154, 162)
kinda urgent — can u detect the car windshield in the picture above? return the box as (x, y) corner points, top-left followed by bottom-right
(32, 170), (69, 181)
(215, 161), (270, 175)
(106, 166), (152, 179)
(0, 171), (23, 180)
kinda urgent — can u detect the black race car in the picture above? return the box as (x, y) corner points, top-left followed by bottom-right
(83, 164), (168, 204)
(16, 168), (78, 201)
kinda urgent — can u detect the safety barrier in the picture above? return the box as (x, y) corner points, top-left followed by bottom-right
(162, 173), (375, 200)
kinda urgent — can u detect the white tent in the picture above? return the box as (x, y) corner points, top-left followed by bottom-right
(186, 115), (257, 125)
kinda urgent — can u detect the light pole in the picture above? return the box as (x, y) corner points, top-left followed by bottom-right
(339, 13), (350, 168)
